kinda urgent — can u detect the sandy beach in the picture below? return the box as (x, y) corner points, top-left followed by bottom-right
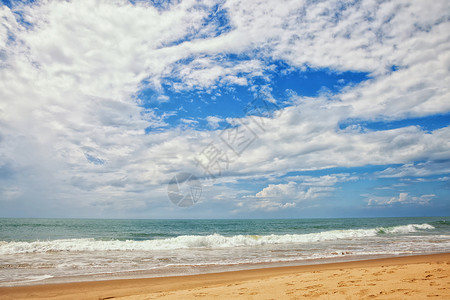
(0, 253), (449, 299)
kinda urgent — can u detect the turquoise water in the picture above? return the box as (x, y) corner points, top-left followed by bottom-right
(2, 217), (449, 241)
(0, 217), (449, 286)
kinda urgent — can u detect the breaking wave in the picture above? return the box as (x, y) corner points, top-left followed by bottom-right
(0, 223), (434, 254)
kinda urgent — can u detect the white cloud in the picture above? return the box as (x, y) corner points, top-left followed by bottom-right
(206, 116), (223, 129)
(180, 118), (199, 125)
(366, 193), (435, 206)
(0, 0), (449, 216)
(253, 174), (355, 200)
(156, 95), (170, 103)
(166, 57), (265, 92)
(244, 199), (296, 212)
(218, 0), (450, 120)
(215, 101), (450, 178)
(377, 161), (450, 178)
(255, 181), (298, 198)
(236, 174), (356, 212)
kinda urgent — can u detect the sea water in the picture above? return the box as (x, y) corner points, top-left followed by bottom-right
(0, 217), (449, 286)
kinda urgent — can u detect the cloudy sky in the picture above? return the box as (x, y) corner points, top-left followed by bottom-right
(0, 0), (449, 218)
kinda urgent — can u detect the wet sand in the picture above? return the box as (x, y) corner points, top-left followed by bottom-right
(1, 253), (449, 299)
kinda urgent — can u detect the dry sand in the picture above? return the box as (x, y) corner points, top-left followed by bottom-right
(1, 253), (449, 299)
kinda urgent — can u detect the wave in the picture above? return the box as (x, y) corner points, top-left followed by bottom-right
(376, 223), (434, 234)
(0, 223), (434, 254)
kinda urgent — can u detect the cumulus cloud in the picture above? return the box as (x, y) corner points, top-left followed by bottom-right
(256, 182), (297, 198)
(213, 100), (450, 178)
(223, 0), (450, 121)
(166, 57), (265, 92)
(254, 174), (355, 200)
(236, 174), (356, 212)
(205, 116), (223, 129)
(0, 0), (449, 216)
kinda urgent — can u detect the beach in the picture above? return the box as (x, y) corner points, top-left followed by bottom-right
(2, 0), (450, 296)
(1, 253), (449, 299)
(2, 0), (450, 298)
(1, 218), (449, 288)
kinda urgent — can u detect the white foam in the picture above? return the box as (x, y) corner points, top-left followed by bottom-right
(381, 223), (435, 234)
(20, 275), (53, 283)
(0, 223), (434, 254)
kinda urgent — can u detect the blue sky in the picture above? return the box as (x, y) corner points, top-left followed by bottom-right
(0, 0), (449, 218)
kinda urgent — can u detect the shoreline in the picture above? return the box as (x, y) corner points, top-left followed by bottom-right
(1, 252), (421, 287)
(1, 253), (449, 299)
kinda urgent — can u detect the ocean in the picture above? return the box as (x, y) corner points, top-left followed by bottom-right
(0, 217), (449, 286)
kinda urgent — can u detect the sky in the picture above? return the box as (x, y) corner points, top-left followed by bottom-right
(0, 0), (449, 219)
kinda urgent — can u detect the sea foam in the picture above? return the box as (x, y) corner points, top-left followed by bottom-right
(0, 223), (434, 254)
